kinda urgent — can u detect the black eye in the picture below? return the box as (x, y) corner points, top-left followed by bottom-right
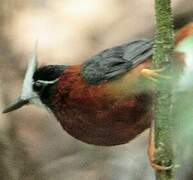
(33, 81), (44, 92)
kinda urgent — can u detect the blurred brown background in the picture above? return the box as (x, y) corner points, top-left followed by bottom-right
(0, 0), (193, 179)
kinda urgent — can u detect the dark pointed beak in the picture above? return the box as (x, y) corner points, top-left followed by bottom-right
(2, 42), (38, 114)
(2, 97), (29, 113)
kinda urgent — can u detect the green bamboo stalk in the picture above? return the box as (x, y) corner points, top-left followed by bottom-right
(153, 0), (175, 179)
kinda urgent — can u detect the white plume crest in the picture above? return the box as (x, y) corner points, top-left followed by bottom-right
(21, 43), (38, 100)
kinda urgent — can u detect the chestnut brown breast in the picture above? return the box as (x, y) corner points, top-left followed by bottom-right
(50, 66), (153, 146)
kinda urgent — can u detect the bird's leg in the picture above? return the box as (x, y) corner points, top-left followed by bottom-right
(141, 68), (170, 82)
(148, 121), (173, 171)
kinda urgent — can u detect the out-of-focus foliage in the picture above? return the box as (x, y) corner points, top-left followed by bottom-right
(0, 0), (193, 180)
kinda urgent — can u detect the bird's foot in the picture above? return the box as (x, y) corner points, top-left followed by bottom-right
(148, 141), (173, 171)
(141, 68), (170, 82)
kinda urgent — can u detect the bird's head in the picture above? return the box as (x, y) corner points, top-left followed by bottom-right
(2, 47), (66, 113)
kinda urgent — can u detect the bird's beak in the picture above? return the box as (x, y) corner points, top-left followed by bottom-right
(2, 43), (38, 113)
(2, 97), (29, 113)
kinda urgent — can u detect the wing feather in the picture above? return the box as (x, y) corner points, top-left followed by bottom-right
(81, 39), (153, 84)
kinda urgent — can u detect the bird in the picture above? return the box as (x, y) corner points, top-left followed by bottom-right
(3, 38), (155, 145)
(2, 22), (193, 169)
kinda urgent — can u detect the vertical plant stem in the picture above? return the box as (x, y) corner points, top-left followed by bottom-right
(153, 0), (175, 179)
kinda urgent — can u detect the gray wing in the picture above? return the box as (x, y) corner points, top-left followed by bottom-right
(81, 39), (153, 84)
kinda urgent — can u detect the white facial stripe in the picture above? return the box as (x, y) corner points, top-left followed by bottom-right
(29, 78), (59, 108)
(36, 78), (59, 85)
